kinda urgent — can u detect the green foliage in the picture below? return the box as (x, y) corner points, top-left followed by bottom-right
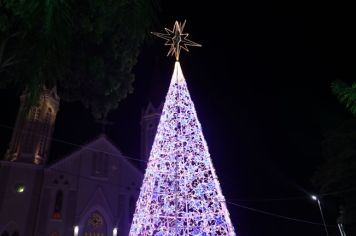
(0, 0), (157, 119)
(332, 80), (356, 115)
(0, 0), (72, 106)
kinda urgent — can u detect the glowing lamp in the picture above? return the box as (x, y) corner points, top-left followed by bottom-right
(113, 228), (118, 236)
(15, 184), (25, 193)
(74, 226), (79, 236)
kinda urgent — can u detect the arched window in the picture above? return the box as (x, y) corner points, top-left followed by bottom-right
(52, 190), (63, 219)
(1, 231), (9, 236)
(28, 107), (40, 121)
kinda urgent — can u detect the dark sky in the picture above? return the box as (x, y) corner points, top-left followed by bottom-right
(1, 1), (355, 235)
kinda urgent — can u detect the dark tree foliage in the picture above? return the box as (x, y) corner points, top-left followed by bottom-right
(332, 80), (356, 116)
(0, 0), (157, 119)
(313, 119), (356, 229)
(0, 35), (17, 74)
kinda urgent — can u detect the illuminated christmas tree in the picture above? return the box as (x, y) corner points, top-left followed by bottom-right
(130, 21), (236, 236)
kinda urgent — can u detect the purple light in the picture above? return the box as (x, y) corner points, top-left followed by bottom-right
(130, 62), (236, 235)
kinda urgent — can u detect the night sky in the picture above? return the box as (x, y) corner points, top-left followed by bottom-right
(1, 1), (355, 235)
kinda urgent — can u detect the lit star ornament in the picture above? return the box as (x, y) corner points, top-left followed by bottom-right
(151, 20), (202, 61)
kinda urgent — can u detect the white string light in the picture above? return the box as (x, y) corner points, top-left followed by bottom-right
(129, 62), (236, 235)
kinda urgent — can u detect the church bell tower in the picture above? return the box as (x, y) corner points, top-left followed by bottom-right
(6, 87), (60, 165)
(0, 87), (59, 235)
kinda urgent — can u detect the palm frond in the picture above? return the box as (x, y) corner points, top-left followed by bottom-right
(332, 80), (356, 115)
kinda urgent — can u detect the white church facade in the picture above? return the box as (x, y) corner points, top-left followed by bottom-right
(0, 88), (162, 236)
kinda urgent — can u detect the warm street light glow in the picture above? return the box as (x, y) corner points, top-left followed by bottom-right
(15, 184), (25, 193)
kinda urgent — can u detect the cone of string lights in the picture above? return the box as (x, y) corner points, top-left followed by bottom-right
(129, 20), (236, 236)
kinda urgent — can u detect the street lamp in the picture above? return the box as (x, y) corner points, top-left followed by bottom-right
(74, 225), (79, 236)
(113, 227), (118, 236)
(311, 195), (329, 236)
(338, 223), (347, 236)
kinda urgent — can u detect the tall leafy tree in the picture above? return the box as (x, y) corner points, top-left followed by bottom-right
(0, 0), (157, 119)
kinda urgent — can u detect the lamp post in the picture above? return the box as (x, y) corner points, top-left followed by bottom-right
(311, 195), (329, 236)
(338, 223), (347, 236)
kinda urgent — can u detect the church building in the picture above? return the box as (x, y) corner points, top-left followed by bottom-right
(0, 88), (161, 236)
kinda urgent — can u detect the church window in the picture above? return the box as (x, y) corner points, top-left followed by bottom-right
(84, 211), (107, 236)
(29, 107), (40, 121)
(52, 190), (63, 219)
(88, 212), (103, 229)
(15, 183), (25, 193)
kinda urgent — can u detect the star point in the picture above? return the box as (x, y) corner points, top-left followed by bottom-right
(151, 20), (201, 61)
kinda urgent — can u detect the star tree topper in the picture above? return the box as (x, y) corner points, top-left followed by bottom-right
(151, 20), (201, 61)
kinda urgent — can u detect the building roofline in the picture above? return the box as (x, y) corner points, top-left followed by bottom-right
(48, 135), (143, 175)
